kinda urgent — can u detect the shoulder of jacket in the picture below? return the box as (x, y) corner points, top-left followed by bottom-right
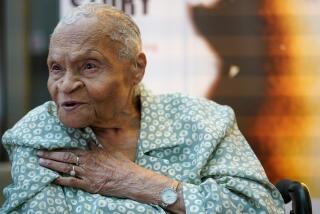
(2, 101), (59, 145)
(155, 93), (234, 119)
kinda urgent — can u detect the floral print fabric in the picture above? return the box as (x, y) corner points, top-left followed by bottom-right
(1, 87), (284, 213)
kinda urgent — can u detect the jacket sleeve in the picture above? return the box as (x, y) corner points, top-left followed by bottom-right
(0, 131), (69, 213)
(180, 107), (285, 214)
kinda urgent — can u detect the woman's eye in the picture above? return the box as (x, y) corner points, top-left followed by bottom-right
(52, 65), (60, 70)
(50, 64), (63, 74)
(84, 63), (96, 70)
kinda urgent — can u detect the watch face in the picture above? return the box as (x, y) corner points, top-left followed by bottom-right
(161, 188), (178, 205)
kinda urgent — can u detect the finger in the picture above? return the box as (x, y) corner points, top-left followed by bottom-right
(88, 141), (102, 151)
(37, 150), (79, 164)
(38, 148), (84, 154)
(39, 158), (84, 175)
(54, 176), (86, 189)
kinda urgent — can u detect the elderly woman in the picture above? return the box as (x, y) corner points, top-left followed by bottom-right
(1, 3), (284, 214)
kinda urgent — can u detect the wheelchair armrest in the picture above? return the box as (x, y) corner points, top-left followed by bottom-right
(276, 179), (312, 214)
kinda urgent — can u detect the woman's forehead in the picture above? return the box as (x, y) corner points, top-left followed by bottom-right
(48, 32), (118, 65)
(48, 47), (105, 62)
(49, 28), (112, 57)
(51, 18), (103, 45)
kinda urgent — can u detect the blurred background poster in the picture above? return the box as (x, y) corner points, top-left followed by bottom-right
(61, 0), (320, 198)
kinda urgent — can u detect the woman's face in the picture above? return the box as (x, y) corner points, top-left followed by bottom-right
(47, 18), (140, 128)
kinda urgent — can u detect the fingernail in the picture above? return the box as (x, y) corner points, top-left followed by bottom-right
(37, 151), (43, 156)
(38, 158), (44, 164)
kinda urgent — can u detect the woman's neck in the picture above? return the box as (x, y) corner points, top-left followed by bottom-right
(92, 126), (140, 161)
(90, 95), (141, 161)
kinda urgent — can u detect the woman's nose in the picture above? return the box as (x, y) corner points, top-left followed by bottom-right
(58, 72), (83, 94)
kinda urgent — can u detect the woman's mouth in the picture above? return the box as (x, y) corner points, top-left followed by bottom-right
(61, 101), (84, 111)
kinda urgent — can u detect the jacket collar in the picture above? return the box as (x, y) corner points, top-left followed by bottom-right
(137, 85), (181, 154)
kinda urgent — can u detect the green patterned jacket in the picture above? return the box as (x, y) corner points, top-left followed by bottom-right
(1, 87), (284, 213)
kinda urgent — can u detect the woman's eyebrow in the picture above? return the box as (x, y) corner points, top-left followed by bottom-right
(75, 49), (113, 64)
(70, 49), (104, 61)
(47, 55), (62, 65)
(47, 49), (113, 68)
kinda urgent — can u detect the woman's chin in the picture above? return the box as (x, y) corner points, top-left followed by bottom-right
(58, 115), (91, 128)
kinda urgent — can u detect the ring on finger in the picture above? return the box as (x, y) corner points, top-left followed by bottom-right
(76, 156), (80, 166)
(70, 165), (76, 177)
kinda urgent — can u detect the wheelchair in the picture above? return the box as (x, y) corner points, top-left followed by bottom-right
(276, 179), (312, 214)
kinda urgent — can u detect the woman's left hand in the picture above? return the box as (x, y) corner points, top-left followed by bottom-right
(37, 142), (143, 198)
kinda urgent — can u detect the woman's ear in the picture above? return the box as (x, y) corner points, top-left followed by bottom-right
(132, 52), (147, 85)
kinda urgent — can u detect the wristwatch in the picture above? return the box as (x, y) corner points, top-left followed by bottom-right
(159, 180), (180, 207)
